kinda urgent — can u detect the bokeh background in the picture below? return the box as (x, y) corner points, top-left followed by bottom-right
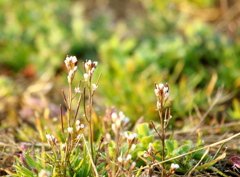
(0, 0), (240, 130)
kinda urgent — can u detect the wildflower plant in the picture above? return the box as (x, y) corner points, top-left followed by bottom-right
(8, 55), (238, 177)
(153, 83), (172, 176)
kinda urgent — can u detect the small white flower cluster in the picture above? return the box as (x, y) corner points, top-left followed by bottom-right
(46, 134), (57, 145)
(76, 120), (85, 132)
(85, 60), (98, 74)
(170, 163), (180, 174)
(84, 60), (98, 82)
(111, 111), (130, 133)
(143, 143), (153, 158)
(65, 56), (78, 84)
(66, 120), (85, 135)
(124, 132), (137, 143)
(68, 127), (73, 134)
(124, 132), (138, 151)
(92, 84), (98, 91)
(154, 83), (169, 100)
(74, 87), (81, 93)
(118, 154), (132, 164)
(171, 163), (180, 170)
(65, 56), (77, 70)
(62, 143), (66, 151)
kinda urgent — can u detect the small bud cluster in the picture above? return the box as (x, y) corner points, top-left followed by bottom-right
(111, 111), (129, 134)
(62, 143), (66, 151)
(75, 120), (85, 132)
(65, 56), (78, 70)
(155, 83), (169, 101)
(68, 127), (73, 134)
(169, 163), (180, 174)
(118, 154), (132, 164)
(124, 132), (138, 144)
(65, 56), (78, 84)
(74, 87), (81, 93)
(143, 143), (154, 158)
(84, 60), (98, 82)
(84, 60), (98, 74)
(46, 134), (57, 145)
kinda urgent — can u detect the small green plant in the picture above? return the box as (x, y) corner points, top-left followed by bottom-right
(7, 55), (238, 177)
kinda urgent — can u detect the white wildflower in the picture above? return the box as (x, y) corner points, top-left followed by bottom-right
(92, 84), (98, 91)
(68, 127), (73, 134)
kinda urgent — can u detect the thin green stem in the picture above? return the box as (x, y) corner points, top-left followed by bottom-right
(87, 77), (94, 161)
(158, 96), (165, 177)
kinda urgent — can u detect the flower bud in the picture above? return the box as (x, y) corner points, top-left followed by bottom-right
(68, 127), (73, 134)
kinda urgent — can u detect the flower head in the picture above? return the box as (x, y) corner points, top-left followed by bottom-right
(170, 163), (180, 174)
(65, 56), (78, 70)
(74, 87), (81, 93)
(68, 127), (73, 134)
(46, 134), (57, 144)
(84, 60), (98, 74)
(92, 84), (98, 91)
(84, 73), (89, 81)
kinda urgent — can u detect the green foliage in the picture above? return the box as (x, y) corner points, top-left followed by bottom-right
(134, 123), (225, 175)
(1, 0), (240, 123)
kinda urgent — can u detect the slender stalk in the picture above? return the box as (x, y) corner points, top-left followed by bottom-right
(63, 81), (73, 176)
(60, 104), (64, 134)
(68, 83), (72, 127)
(71, 94), (82, 127)
(158, 96), (165, 177)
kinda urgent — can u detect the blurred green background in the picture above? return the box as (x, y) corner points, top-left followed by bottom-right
(0, 0), (240, 128)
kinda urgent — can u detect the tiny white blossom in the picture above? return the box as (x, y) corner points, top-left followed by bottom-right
(111, 112), (118, 122)
(125, 132), (137, 141)
(68, 127), (73, 134)
(73, 66), (78, 72)
(123, 117), (130, 124)
(84, 73), (89, 81)
(118, 156), (123, 163)
(65, 56), (78, 70)
(159, 83), (164, 89)
(84, 60), (98, 74)
(76, 120), (80, 125)
(143, 151), (149, 157)
(74, 87), (81, 93)
(119, 111), (125, 121)
(115, 119), (121, 128)
(126, 154), (132, 161)
(171, 163), (180, 170)
(46, 134), (51, 140)
(131, 161), (136, 169)
(92, 84), (98, 91)
(67, 75), (71, 83)
(164, 86), (168, 93)
(46, 134), (57, 144)
(76, 124), (85, 131)
(164, 92), (169, 100)
(62, 143), (66, 151)
(105, 133), (111, 142)
(131, 144), (136, 151)
(93, 61), (98, 67)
